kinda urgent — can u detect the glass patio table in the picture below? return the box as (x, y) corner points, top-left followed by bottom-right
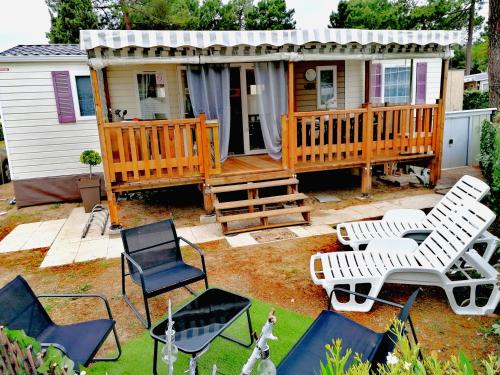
(150, 288), (254, 374)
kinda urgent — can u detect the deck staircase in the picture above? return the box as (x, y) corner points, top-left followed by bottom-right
(208, 175), (312, 235)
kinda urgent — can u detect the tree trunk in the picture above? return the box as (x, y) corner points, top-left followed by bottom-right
(490, 0), (500, 110)
(120, 0), (132, 30)
(465, 0), (475, 75)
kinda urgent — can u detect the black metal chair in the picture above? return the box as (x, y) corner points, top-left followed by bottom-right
(277, 289), (420, 374)
(121, 219), (209, 328)
(0, 275), (121, 368)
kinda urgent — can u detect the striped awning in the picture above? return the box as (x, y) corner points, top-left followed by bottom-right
(80, 29), (464, 51)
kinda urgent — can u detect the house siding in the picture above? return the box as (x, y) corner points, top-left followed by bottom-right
(295, 61), (345, 111)
(344, 60), (364, 108)
(106, 64), (182, 119)
(0, 61), (102, 181)
(372, 58), (442, 105)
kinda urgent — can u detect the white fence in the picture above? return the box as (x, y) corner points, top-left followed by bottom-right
(442, 108), (496, 169)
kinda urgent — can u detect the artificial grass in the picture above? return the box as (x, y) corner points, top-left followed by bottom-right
(87, 298), (314, 374)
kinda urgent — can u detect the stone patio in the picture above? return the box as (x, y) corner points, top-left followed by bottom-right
(0, 192), (442, 268)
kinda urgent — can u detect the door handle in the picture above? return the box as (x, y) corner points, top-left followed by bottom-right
(449, 139), (454, 145)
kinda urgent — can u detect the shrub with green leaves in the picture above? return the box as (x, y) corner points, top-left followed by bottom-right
(79, 150), (102, 179)
(479, 120), (500, 237)
(319, 320), (500, 375)
(1, 327), (76, 374)
(463, 89), (490, 110)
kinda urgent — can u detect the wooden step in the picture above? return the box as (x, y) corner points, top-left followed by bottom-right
(218, 205), (312, 223)
(209, 178), (299, 194)
(207, 170), (292, 186)
(214, 193), (307, 211)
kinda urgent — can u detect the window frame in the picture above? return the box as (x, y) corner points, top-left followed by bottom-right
(134, 70), (169, 120)
(382, 64), (412, 105)
(70, 71), (96, 121)
(316, 65), (337, 110)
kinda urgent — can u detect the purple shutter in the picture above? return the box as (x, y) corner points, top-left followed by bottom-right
(51, 71), (76, 123)
(416, 62), (427, 104)
(370, 63), (382, 103)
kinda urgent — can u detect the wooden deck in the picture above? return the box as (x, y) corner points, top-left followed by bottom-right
(91, 65), (446, 226)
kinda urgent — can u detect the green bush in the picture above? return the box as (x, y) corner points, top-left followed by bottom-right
(1, 327), (76, 374)
(479, 120), (500, 237)
(320, 321), (500, 375)
(463, 89), (490, 110)
(80, 149), (102, 179)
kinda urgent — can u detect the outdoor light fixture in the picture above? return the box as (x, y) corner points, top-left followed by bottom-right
(241, 310), (277, 375)
(161, 299), (178, 375)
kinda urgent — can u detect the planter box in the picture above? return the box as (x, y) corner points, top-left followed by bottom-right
(77, 177), (101, 213)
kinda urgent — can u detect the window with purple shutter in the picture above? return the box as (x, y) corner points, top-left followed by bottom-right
(416, 62), (427, 104)
(370, 63), (382, 104)
(51, 71), (76, 123)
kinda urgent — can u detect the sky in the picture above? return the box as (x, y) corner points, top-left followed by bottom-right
(0, 0), (488, 52)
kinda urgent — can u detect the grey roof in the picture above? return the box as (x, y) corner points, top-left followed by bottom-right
(464, 72), (488, 83)
(0, 44), (85, 57)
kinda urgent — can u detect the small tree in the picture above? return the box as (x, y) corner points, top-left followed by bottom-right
(80, 150), (102, 179)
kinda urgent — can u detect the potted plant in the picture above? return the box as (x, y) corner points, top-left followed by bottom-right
(77, 150), (102, 212)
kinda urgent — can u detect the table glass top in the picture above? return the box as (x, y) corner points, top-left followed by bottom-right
(151, 288), (251, 353)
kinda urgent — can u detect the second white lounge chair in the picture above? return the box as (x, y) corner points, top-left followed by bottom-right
(336, 175), (498, 261)
(311, 198), (499, 315)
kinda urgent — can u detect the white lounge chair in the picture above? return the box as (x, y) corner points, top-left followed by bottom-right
(311, 199), (499, 315)
(336, 175), (498, 262)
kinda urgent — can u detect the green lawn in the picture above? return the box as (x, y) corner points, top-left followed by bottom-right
(87, 298), (314, 374)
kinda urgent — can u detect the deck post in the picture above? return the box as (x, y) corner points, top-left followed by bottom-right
(90, 68), (120, 226)
(199, 112), (215, 213)
(287, 60), (295, 172)
(281, 114), (289, 169)
(430, 59), (449, 185)
(361, 103), (373, 196)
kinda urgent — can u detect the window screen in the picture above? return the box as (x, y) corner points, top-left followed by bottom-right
(75, 76), (95, 116)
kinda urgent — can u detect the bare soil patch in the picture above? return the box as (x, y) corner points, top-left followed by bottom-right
(0, 233), (497, 362)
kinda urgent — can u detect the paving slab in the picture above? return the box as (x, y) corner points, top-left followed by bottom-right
(225, 233), (259, 248)
(0, 219), (66, 253)
(23, 219), (67, 250)
(75, 238), (109, 263)
(107, 237), (124, 259)
(191, 223), (223, 243)
(40, 242), (80, 268)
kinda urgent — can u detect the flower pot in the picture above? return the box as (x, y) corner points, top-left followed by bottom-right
(77, 177), (101, 213)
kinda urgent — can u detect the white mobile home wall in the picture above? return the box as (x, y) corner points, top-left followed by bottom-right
(0, 60), (102, 206)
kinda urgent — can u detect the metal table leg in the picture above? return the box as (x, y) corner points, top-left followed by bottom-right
(220, 309), (254, 348)
(153, 339), (158, 375)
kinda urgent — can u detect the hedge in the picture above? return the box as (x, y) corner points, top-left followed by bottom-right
(463, 89), (490, 110)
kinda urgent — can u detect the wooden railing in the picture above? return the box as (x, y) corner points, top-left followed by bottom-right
(103, 114), (221, 183)
(286, 103), (440, 169)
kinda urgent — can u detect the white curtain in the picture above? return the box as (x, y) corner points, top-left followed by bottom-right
(254, 61), (287, 160)
(187, 65), (231, 162)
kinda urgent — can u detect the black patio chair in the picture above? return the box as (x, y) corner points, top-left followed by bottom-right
(121, 219), (209, 328)
(277, 288), (420, 374)
(0, 275), (121, 368)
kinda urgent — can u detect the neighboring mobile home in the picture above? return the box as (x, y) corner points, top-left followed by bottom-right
(80, 29), (463, 232)
(464, 72), (489, 92)
(0, 45), (102, 207)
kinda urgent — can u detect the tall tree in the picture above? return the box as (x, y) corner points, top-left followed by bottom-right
(489, 0), (500, 109)
(329, 0), (410, 29)
(46, 0), (99, 43)
(245, 0), (295, 30)
(128, 0), (199, 29)
(329, 0), (482, 32)
(198, 0), (240, 30)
